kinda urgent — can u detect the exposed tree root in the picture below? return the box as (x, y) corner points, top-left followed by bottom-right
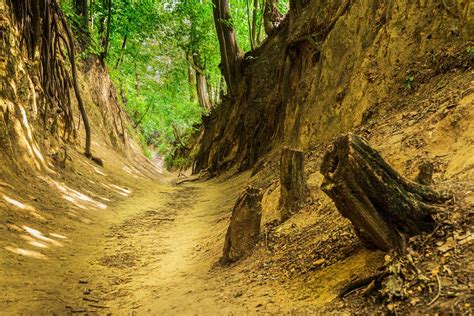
(339, 271), (390, 298)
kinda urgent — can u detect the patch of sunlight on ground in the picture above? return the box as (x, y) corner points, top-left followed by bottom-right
(110, 184), (132, 195)
(10, 101), (55, 174)
(4, 246), (47, 260)
(93, 166), (107, 176)
(83, 188), (112, 203)
(100, 182), (131, 197)
(38, 176), (108, 210)
(122, 165), (142, 179)
(49, 233), (67, 239)
(1, 194), (45, 220)
(5, 225), (68, 258)
(3, 195), (28, 209)
(23, 226), (63, 247)
(20, 235), (49, 248)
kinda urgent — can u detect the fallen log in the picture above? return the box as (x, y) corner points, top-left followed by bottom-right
(320, 134), (450, 252)
(221, 186), (263, 264)
(279, 147), (308, 221)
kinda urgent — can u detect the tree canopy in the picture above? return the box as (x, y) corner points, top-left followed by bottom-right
(61, 0), (288, 166)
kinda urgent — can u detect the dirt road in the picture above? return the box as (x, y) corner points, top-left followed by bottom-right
(1, 171), (255, 315)
(86, 177), (248, 315)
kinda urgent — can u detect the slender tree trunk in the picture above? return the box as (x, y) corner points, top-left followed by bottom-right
(186, 52), (197, 102)
(196, 74), (211, 111)
(246, 0), (255, 50)
(212, 0), (243, 97)
(114, 32), (128, 69)
(192, 53), (212, 111)
(133, 103), (152, 129)
(251, 0), (258, 46)
(74, 0), (88, 29)
(99, 0), (112, 65)
(256, 0), (264, 44)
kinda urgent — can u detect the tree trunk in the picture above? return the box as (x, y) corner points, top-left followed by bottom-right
(320, 134), (450, 252)
(186, 52), (197, 102)
(279, 147), (308, 221)
(263, 0), (283, 35)
(99, 0), (112, 64)
(74, 0), (88, 30)
(114, 32), (128, 69)
(221, 186), (263, 264)
(246, 0), (256, 50)
(212, 0), (243, 97)
(192, 53), (212, 111)
(251, 0), (258, 48)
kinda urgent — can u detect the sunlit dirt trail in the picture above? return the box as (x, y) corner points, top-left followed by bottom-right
(85, 177), (248, 314)
(32, 176), (256, 315)
(1, 171), (254, 315)
(0, 161), (382, 315)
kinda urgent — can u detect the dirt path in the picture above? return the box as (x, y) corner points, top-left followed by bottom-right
(83, 178), (243, 315)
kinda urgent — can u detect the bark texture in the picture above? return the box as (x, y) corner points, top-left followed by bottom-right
(264, 0), (284, 35)
(320, 134), (449, 252)
(212, 0), (243, 96)
(279, 147), (308, 220)
(193, 53), (212, 111)
(221, 186), (263, 264)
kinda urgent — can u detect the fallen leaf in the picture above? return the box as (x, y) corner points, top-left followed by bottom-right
(438, 237), (456, 253)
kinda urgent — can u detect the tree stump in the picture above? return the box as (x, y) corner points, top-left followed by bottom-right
(221, 186), (263, 264)
(320, 134), (450, 252)
(279, 147), (308, 221)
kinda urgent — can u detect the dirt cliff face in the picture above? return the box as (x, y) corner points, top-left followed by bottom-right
(194, 0), (473, 175)
(0, 1), (138, 176)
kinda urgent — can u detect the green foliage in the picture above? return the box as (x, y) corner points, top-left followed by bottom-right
(467, 46), (474, 55)
(60, 0), (289, 166)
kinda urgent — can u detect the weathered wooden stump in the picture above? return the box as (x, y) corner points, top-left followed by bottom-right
(320, 134), (449, 252)
(279, 147), (308, 221)
(221, 186), (263, 264)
